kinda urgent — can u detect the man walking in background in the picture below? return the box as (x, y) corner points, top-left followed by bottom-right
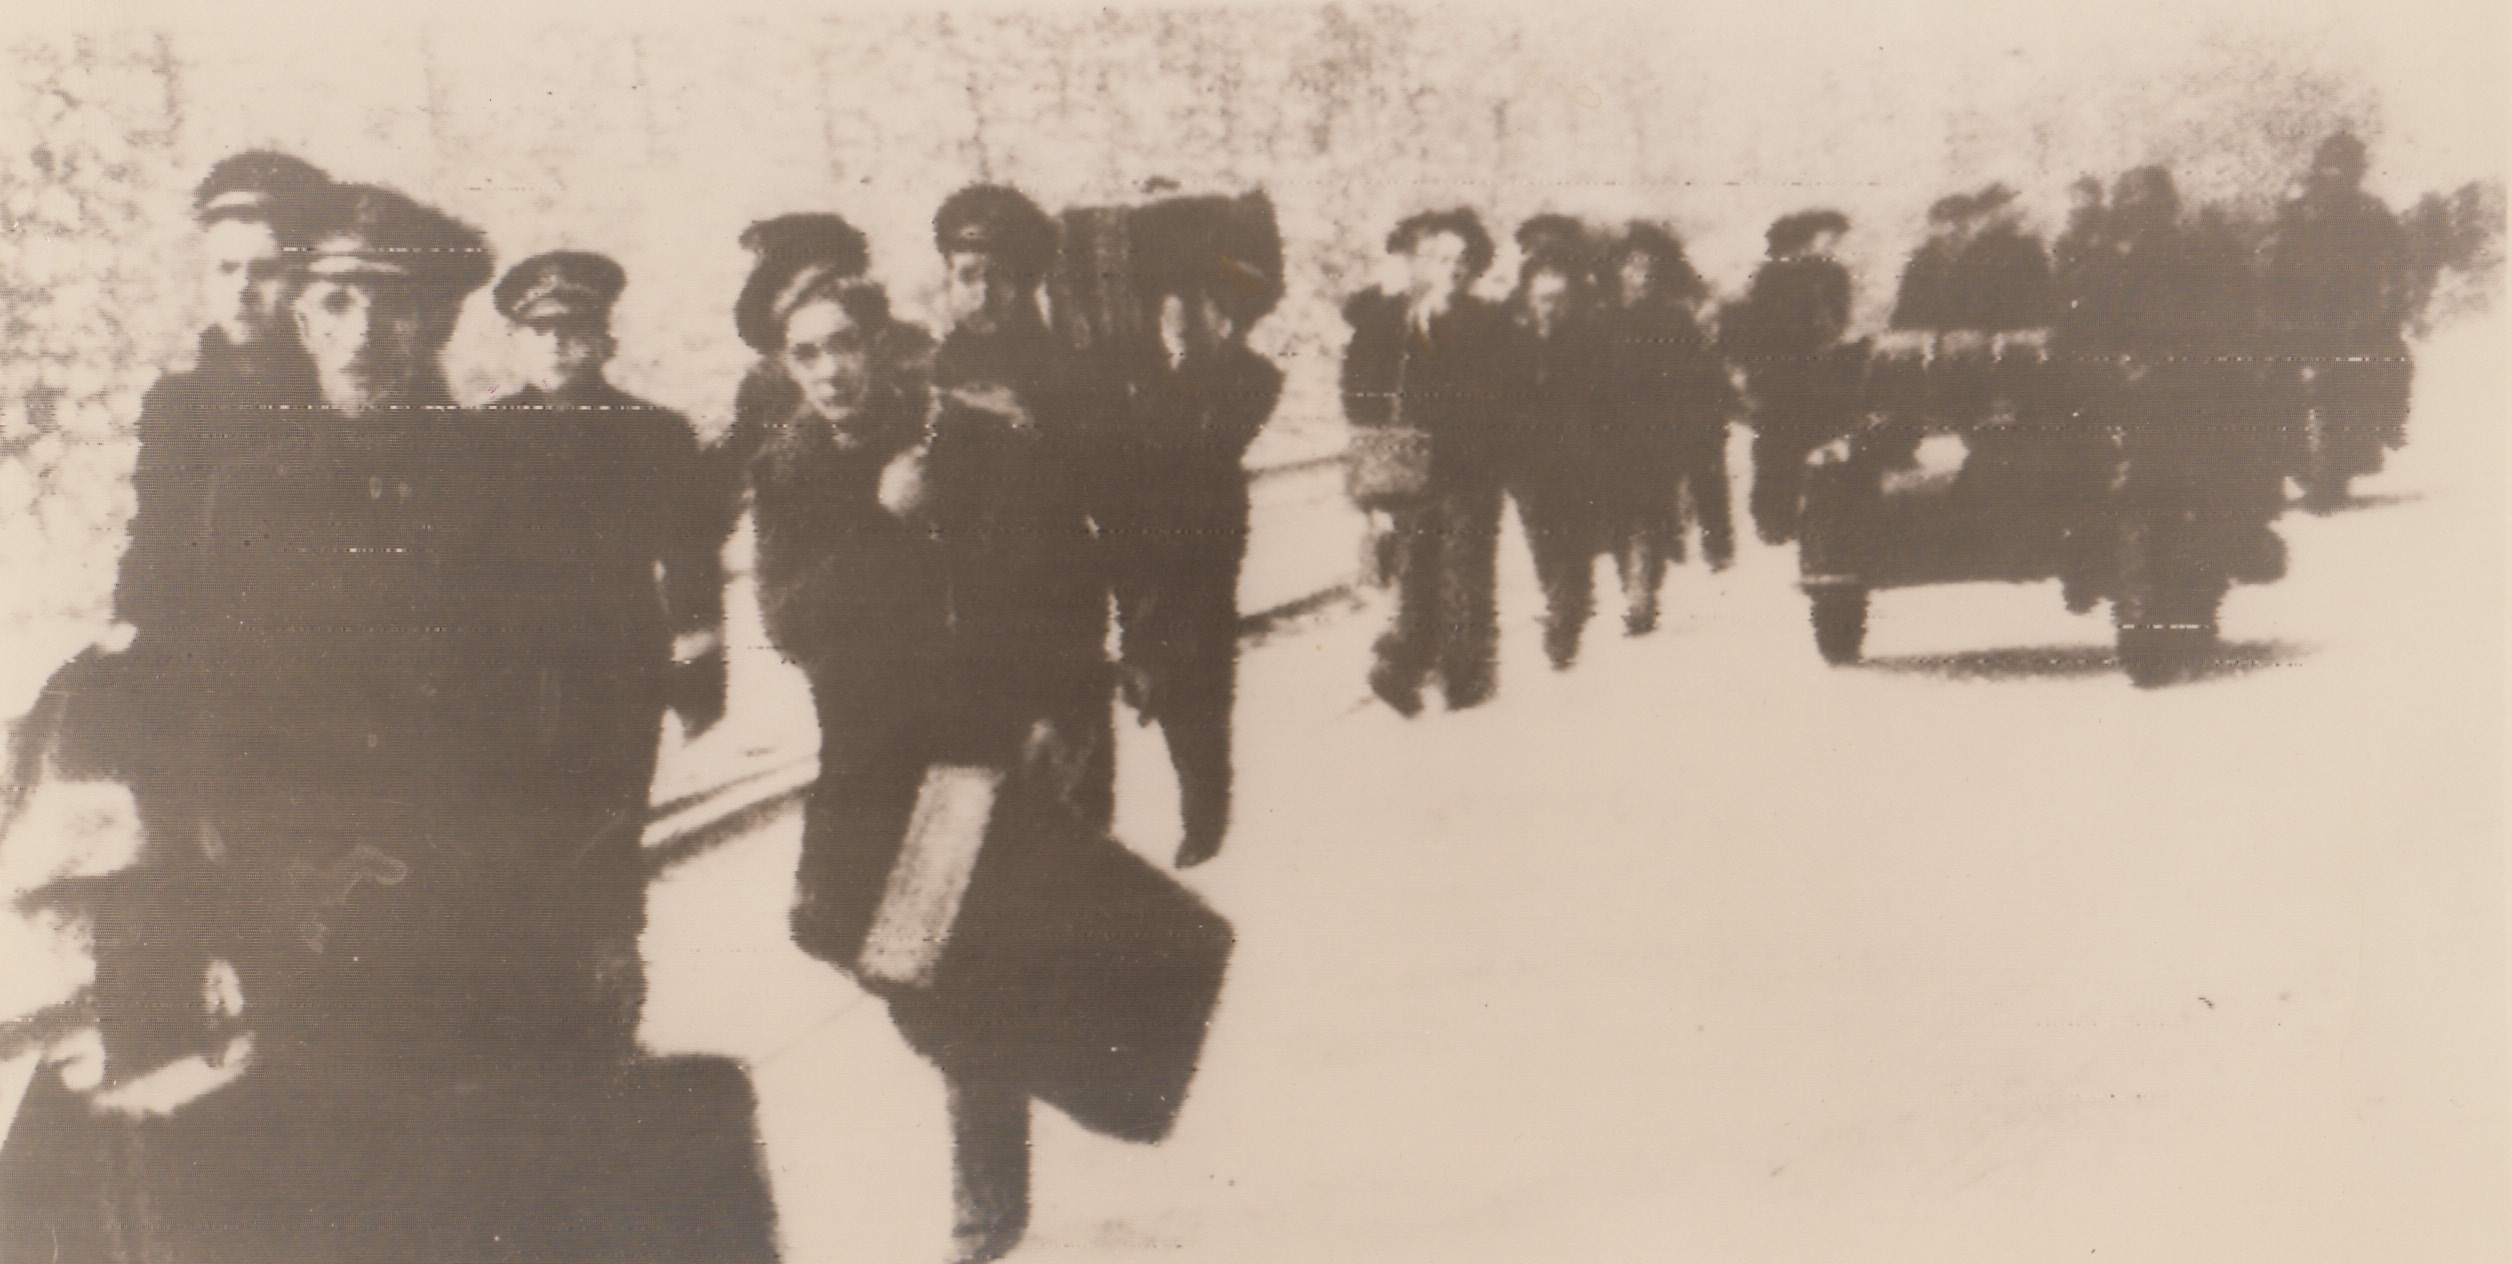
(484, 250), (731, 1045)
(1729, 209), (1855, 545)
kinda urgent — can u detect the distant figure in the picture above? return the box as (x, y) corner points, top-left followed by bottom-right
(2053, 175), (2112, 301)
(1593, 222), (1733, 634)
(1729, 209), (1856, 544)
(2263, 131), (2415, 511)
(2059, 164), (2285, 670)
(1341, 208), (1517, 715)
(1890, 192), (1975, 333)
(1105, 198), (1284, 866)
(1943, 185), (2058, 336)
(483, 249), (731, 1044)
(1503, 227), (1609, 669)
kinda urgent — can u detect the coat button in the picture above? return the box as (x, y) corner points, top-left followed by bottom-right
(368, 476), (385, 500)
(366, 731), (380, 751)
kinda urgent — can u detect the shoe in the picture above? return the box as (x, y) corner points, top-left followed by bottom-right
(1177, 794), (1229, 868)
(1624, 607), (1659, 637)
(949, 1207), (1028, 1264)
(1444, 678), (1494, 711)
(1368, 663), (1423, 718)
(1177, 824), (1225, 869)
(1542, 623), (1581, 671)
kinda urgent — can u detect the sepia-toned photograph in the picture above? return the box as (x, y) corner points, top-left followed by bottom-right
(0, 0), (2502, 1260)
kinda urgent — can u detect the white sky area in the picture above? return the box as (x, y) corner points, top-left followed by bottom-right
(8, 0), (2497, 437)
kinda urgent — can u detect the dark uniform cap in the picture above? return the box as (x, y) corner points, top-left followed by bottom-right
(734, 213), (873, 353)
(1386, 208), (1496, 282)
(193, 150), (330, 238)
(297, 183), (494, 307)
(493, 250), (626, 327)
(934, 184), (1060, 283)
(1969, 184), (2020, 217)
(1766, 208), (1851, 256)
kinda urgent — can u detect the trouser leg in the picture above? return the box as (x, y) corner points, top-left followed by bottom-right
(1688, 427), (1736, 567)
(1750, 424), (1814, 545)
(1516, 487), (1596, 666)
(1614, 502), (1668, 633)
(944, 1068), (1032, 1264)
(1438, 481), (1503, 707)
(1371, 504), (1441, 712)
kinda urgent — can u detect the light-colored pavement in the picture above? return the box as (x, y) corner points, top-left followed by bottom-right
(637, 318), (2506, 1264)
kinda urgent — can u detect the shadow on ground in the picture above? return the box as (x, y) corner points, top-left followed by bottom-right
(2291, 490), (2426, 515)
(1859, 640), (2314, 685)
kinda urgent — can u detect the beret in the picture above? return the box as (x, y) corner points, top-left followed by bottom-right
(1766, 208), (1851, 255)
(1386, 208), (1495, 282)
(734, 213), (874, 353)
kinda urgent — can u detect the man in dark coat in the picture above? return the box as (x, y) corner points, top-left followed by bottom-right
(2263, 131), (2416, 510)
(482, 249), (731, 1044)
(93, 150), (329, 1090)
(1943, 186), (2059, 335)
(1503, 235), (1608, 668)
(1729, 209), (1855, 544)
(1890, 192), (1974, 333)
(1591, 222), (1733, 633)
(5, 182), (781, 1264)
(924, 184), (1121, 833)
(114, 151), (330, 643)
(1342, 208), (1518, 715)
(1105, 198), (1284, 865)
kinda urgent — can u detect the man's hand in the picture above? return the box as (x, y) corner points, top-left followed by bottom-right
(1019, 719), (1094, 811)
(669, 632), (729, 739)
(1117, 661), (1163, 725)
(877, 442), (936, 524)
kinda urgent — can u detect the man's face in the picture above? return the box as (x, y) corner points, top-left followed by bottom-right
(295, 276), (431, 412)
(779, 297), (876, 431)
(1808, 229), (1844, 259)
(1617, 251), (1655, 306)
(200, 218), (293, 347)
(1525, 270), (1571, 333)
(1403, 232), (1469, 308)
(941, 251), (1024, 331)
(519, 322), (612, 396)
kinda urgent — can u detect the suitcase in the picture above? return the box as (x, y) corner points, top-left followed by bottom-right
(0, 1051), (781, 1264)
(884, 787), (1234, 1145)
(1049, 191), (1284, 355)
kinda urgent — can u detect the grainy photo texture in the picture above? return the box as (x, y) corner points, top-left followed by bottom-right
(0, 1), (2502, 1261)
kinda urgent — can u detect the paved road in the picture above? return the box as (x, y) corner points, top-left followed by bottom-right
(636, 317), (2506, 1263)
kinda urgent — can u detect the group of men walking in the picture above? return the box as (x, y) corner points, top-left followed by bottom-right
(4, 154), (1276, 1264)
(1341, 130), (2421, 711)
(0, 126), (2427, 1262)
